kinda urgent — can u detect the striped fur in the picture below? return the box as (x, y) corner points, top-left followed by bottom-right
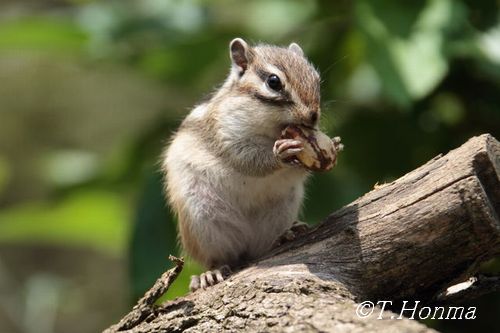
(162, 39), (321, 269)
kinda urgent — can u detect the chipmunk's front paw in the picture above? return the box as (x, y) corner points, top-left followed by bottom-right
(272, 221), (310, 248)
(189, 265), (232, 292)
(273, 139), (304, 166)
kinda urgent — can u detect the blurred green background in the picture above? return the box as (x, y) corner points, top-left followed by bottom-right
(0, 0), (499, 332)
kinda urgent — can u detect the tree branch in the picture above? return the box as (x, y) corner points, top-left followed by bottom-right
(104, 256), (183, 332)
(105, 134), (500, 333)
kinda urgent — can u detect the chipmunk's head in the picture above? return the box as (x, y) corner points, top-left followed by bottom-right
(228, 38), (321, 130)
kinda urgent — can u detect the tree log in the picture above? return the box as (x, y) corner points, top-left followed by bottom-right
(105, 134), (500, 332)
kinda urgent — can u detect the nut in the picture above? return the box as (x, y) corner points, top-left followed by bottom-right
(281, 125), (342, 171)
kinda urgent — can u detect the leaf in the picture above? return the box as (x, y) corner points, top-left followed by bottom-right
(0, 17), (87, 52)
(0, 190), (128, 255)
(129, 170), (180, 300)
(356, 0), (465, 106)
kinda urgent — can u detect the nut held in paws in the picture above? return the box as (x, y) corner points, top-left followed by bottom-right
(281, 125), (341, 171)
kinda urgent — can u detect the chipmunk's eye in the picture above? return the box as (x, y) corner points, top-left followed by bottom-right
(266, 74), (282, 91)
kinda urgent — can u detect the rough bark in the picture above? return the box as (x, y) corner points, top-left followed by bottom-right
(106, 134), (500, 333)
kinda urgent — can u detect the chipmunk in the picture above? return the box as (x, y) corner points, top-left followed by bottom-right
(162, 38), (323, 291)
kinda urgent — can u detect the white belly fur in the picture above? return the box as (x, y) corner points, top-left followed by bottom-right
(166, 131), (308, 265)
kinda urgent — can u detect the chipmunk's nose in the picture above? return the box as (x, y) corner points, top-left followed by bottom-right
(302, 109), (319, 128)
(297, 105), (320, 128)
(310, 111), (318, 124)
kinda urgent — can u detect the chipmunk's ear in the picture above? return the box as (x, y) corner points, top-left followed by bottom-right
(288, 42), (304, 57)
(230, 38), (252, 74)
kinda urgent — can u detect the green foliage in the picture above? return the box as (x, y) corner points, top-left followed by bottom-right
(0, 190), (128, 255)
(0, 1), (499, 332)
(0, 156), (9, 196)
(356, 0), (463, 106)
(130, 171), (183, 300)
(0, 17), (86, 52)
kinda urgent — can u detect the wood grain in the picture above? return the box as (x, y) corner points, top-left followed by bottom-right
(105, 134), (499, 333)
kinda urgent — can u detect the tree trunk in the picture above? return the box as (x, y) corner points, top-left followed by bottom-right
(105, 134), (500, 333)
